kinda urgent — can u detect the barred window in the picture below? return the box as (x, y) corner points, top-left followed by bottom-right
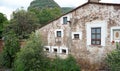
(91, 27), (101, 45)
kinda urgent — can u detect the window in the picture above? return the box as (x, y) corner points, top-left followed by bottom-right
(113, 29), (120, 40)
(91, 27), (101, 45)
(111, 27), (120, 42)
(55, 29), (63, 38)
(44, 46), (50, 52)
(53, 48), (57, 53)
(62, 49), (66, 54)
(72, 32), (82, 40)
(60, 47), (68, 54)
(45, 48), (49, 52)
(74, 34), (79, 39)
(57, 31), (61, 37)
(63, 17), (67, 24)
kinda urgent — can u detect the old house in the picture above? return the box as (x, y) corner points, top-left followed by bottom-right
(36, 0), (120, 70)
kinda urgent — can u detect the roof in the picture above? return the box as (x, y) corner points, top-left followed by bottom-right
(39, 1), (120, 29)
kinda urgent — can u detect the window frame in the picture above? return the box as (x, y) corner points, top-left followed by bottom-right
(53, 48), (57, 53)
(74, 34), (79, 39)
(57, 31), (62, 37)
(62, 49), (66, 54)
(113, 29), (120, 40)
(91, 27), (101, 45)
(63, 17), (67, 24)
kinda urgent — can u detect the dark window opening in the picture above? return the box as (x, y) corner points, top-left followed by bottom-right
(62, 49), (66, 54)
(91, 27), (101, 45)
(45, 48), (49, 52)
(57, 31), (61, 37)
(74, 34), (79, 39)
(63, 17), (67, 24)
(54, 48), (57, 53)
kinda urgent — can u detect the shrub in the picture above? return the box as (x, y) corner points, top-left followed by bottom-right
(106, 43), (120, 71)
(0, 30), (20, 68)
(13, 33), (50, 71)
(49, 55), (81, 71)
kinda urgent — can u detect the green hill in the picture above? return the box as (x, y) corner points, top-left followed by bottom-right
(28, 0), (60, 10)
(28, 0), (74, 13)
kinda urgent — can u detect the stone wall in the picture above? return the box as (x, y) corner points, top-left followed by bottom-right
(37, 2), (120, 70)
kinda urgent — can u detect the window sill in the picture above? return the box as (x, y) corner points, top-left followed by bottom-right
(72, 38), (80, 40)
(56, 37), (62, 38)
(89, 45), (103, 48)
(62, 24), (67, 25)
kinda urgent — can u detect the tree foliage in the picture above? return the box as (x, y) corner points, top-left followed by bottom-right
(38, 8), (61, 26)
(0, 12), (8, 38)
(5, 8), (39, 39)
(13, 33), (49, 71)
(106, 43), (120, 71)
(28, 0), (61, 27)
(0, 30), (20, 68)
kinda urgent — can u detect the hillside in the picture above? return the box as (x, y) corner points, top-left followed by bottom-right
(28, 0), (60, 10)
(28, 0), (73, 13)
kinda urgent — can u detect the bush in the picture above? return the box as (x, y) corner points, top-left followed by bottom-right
(13, 33), (50, 71)
(0, 30), (20, 68)
(106, 43), (120, 71)
(49, 55), (81, 71)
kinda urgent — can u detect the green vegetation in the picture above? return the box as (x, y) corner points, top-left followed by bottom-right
(28, 0), (73, 27)
(0, 30), (20, 68)
(106, 43), (120, 71)
(36, 8), (61, 26)
(0, 12), (8, 39)
(13, 33), (49, 71)
(28, 0), (62, 27)
(4, 8), (39, 39)
(28, 0), (60, 10)
(13, 33), (80, 71)
(61, 7), (73, 14)
(0, 0), (77, 70)
(50, 55), (80, 71)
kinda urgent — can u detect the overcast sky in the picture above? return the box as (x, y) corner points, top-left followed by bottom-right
(0, 0), (120, 20)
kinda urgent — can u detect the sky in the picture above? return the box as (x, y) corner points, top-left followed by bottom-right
(0, 0), (120, 20)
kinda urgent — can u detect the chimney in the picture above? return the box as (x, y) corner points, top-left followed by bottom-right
(89, 0), (100, 2)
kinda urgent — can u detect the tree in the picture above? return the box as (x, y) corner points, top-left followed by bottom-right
(0, 12), (8, 39)
(6, 8), (39, 39)
(29, 7), (61, 27)
(38, 8), (61, 26)
(106, 43), (120, 71)
(28, 0), (61, 27)
(13, 33), (50, 71)
(0, 30), (20, 68)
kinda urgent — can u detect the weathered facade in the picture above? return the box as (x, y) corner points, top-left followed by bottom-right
(36, 1), (120, 70)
